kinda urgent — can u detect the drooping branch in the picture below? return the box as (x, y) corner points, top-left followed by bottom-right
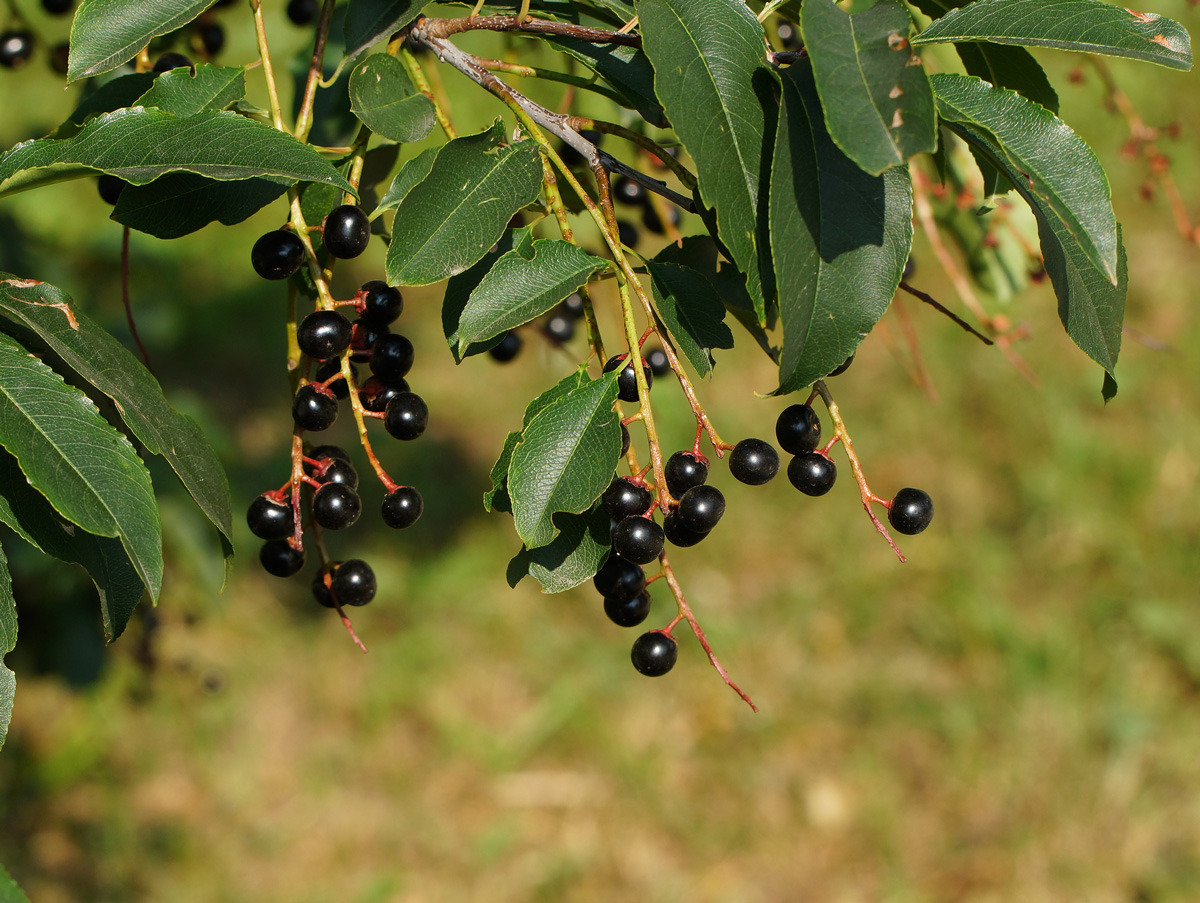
(420, 14), (642, 47)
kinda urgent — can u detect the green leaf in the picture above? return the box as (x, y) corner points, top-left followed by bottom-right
(636, 0), (772, 320)
(372, 144), (442, 217)
(914, 0), (1193, 71)
(508, 371), (622, 550)
(770, 62), (913, 394)
(112, 174), (288, 239)
(800, 0), (938, 176)
(349, 53), (436, 144)
(0, 275), (234, 576)
(53, 72), (156, 138)
(507, 504), (611, 593)
(0, 541), (14, 750)
(0, 109), (355, 199)
(344, 0), (429, 61)
(0, 450), (145, 643)
(0, 860), (31, 903)
(645, 260), (734, 376)
(385, 123), (542, 286)
(0, 331), (161, 603)
(68, 0), (218, 82)
(931, 72), (1118, 283)
(131, 63), (246, 117)
(442, 224), (535, 361)
(544, 37), (668, 128)
(457, 240), (607, 348)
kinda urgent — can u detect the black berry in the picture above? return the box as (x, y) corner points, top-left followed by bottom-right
(312, 569), (337, 608)
(0, 32), (34, 69)
(370, 333), (415, 384)
(152, 52), (193, 73)
(663, 511), (706, 548)
(602, 477), (652, 520)
(315, 358), (356, 399)
(612, 516), (664, 565)
(318, 458), (359, 490)
(489, 331), (522, 363)
(349, 318), (389, 362)
(617, 220), (639, 248)
(49, 42), (70, 75)
(197, 22), (225, 56)
(247, 494), (294, 540)
(360, 280), (403, 326)
(298, 310), (352, 360)
(331, 559), (376, 606)
(827, 353), (855, 378)
(542, 312), (575, 345)
(777, 20), (800, 49)
(729, 438), (780, 486)
(252, 230), (304, 280)
(287, 0), (319, 25)
(306, 445), (352, 466)
(788, 453), (837, 496)
(42, 0), (73, 14)
(604, 355), (652, 404)
(381, 486), (423, 529)
(358, 375), (408, 412)
(776, 404), (822, 455)
(888, 488), (934, 535)
(260, 539), (304, 577)
(605, 590), (651, 628)
(664, 451), (707, 497)
(641, 202), (680, 236)
(384, 392), (428, 441)
(620, 423), (631, 457)
(292, 384), (338, 432)
(645, 347), (670, 377)
(97, 175), (126, 206)
(677, 484), (725, 534)
(322, 205), (370, 259)
(613, 175), (646, 207)
(631, 631), (677, 676)
(561, 293), (585, 320)
(593, 555), (644, 604)
(312, 483), (361, 530)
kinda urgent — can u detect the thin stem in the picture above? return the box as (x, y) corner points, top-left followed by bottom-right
(575, 118), (698, 191)
(618, 278), (667, 508)
(399, 46), (457, 139)
(250, 0), (287, 132)
(294, 0), (338, 142)
(899, 280), (995, 345)
(474, 56), (625, 104)
(120, 227), (153, 373)
(422, 14), (641, 47)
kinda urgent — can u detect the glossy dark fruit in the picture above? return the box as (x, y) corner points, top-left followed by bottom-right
(776, 403), (822, 455)
(729, 437), (780, 486)
(247, 495), (294, 540)
(153, 52), (193, 73)
(260, 539), (304, 577)
(603, 477), (652, 521)
(605, 590), (651, 628)
(307, 444), (352, 466)
(312, 483), (361, 530)
(776, 20), (800, 49)
(664, 451), (707, 498)
(827, 353), (855, 378)
(631, 631), (678, 677)
(97, 175), (127, 206)
(561, 292), (585, 320)
(645, 347), (670, 377)
(292, 385), (338, 431)
(381, 486), (423, 529)
(677, 484), (725, 534)
(489, 330), (522, 363)
(620, 423), (631, 457)
(287, 0), (319, 25)
(370, 333), (415, 383)
(312, 569), (336, 608)
(641, 202), (680, 236)
(0, 31), (34, 69)
(322, 205), (370, 259)
(349, 318), (389, 362)
(663, 511), (706, 548)
(331, 559), (376, 606)
(603, 355), (652, 404)
(314, 358), (355, 400)
(612, 516), (664, 565)
(298, 310), (352, 361)
(888, 488), (934, 535)
(360, 280), (403, 326)
(252, 230), (304, 280)
(198, 23), (225, 56)
(384, 392), (428, 441)
(613, 175), (647, 207)
(617, 220), (639, 248)
(49, 41), (70, 75)
(788, 452), (837, 497)
(542, 313), (575, 345)
(593, 555), (645, 604)
(42, 0), (74, 14)
(319, 459), (358, 490)
(358, 375), (407, 412)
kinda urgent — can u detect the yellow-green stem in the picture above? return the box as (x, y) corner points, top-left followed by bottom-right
(294, 0), (338, 142)
(250, 0), (287, 132)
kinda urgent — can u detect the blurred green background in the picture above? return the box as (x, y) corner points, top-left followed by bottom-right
(1, 2), (1199, 901)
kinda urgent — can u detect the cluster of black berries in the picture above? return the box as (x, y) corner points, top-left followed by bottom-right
(489, 291), (588, 363)
(612, 174), (681, 247)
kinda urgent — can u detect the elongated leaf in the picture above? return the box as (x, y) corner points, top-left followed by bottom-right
(0, 276), (233, 574)
(53, 72), (155, 138)
(0, 331), (161, 601)
(443, 224), (535, 361)
(0, 862), (30, 903)
(344, 0), (429, 61)
(372, 145), (442, 217)
(932, 73), (1118, 282)
(349, 53), (436, 144)
(132, 63), (246, 118)
(69, 0), (218, 82)
(385, 123), (542, 286)
(800, 0), (937, 176)
(458, 240), (606, 347)
(112, 174), (288, 239)
(914, 0), (1193, 71)
(507, 505), (611, 593)
(0, 109), (354, 199)
(0, 451), (145, 642)
(645, 260), (734, 376)
(544, 37), (668, 128)
(0, 542), (14, 749)
(636, 0), (772, 320)
(770, 62), (912, 394)
(509, 371), (621, 550)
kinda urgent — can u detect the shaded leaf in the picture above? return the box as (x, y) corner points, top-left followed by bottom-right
(0, 542), (13, 749)
(442, 224), (535, 361)
(68, 0), (217, 82)
(132, 63), (246, 117)
(112, 174), (287, 239)
(344, 0), (430, 61)
(349, 52), (436, 144)
(52, 72), (156, 138)
(645, 260), (734, 376)
(544, 37), (668, 128)
(372, 144), (442, 217)
(507, 505), (611, 593)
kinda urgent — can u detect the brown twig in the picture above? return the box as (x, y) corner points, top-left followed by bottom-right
(421, 14), (641, 46)
(899, 280), (995, 345)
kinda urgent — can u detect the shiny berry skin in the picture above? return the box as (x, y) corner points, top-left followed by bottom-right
(287, 0), (319, 25)
(888, 488), (934, 535)
(612, 516), (664, 565)
(252, 230), (304, 280)
(370, 333), (415, 383)
(312, 570), (337, 608)
(260, 539), (304, 577)
(603, 477), (652, 520)
(197, 22), (225, 56)
(828, 353), (855, 377)
(307, 444), (352, 466)
(152, 52), (193, 73)
(358, 375), (407, 413)
(613, 175), (647, 207)
(788, 453), (837, 497)
(776, 404), (822, 455)
(319, 459), (359, 490)
(381, 486), (423, 529)
(664, 451), (707, 498)
(617, 220), (639, 248)
(322, 205), (370, 259)
(561, 293), (585, 320)
(292, 385), (338, 431)
(42, 0), (73, 14)
(384, 392), (428, 441)
(603, 355), (652, 404)
(542, 313), (575, 344)
(49, 42), (70, 75)
(645, 347), (670, 377)
(0, 32), (34, 69)
(631, 631), (677, 677)
(298, 310), (352, 360)
(605, 590), (651, 628)
(97, 175), (126, 206)
(312, 483), (361, 530)
(592, 555), (645, 604)
(663, 511), (705, 548)
(360, 281), (403, 327)
(247, 495), (293, 540)
(729, 438), (780, 486)
(489, 331), (522, 363)
(315, 358), (355, 399)
(620, 423), (631, 458)
(677, 484), (725, 534)
(641, 203), (680, 236)
(332, 559), (376, 606)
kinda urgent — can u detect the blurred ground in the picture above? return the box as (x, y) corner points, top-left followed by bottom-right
(1, 2), (1199, 902)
